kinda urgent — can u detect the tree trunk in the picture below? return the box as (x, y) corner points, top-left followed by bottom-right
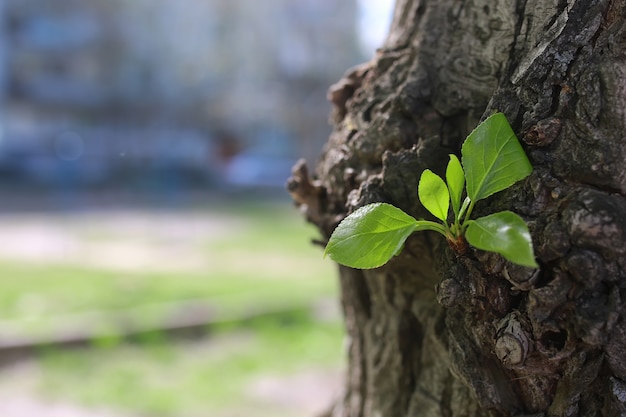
(288, 0), (626, 416)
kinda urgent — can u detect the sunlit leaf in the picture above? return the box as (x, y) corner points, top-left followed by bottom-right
(324, 203), (419, 269)
(465, 211), (537, 267)
(462, 113), (532, 202)
(418, 169), (450, 222)
(446, 154), (465, 218)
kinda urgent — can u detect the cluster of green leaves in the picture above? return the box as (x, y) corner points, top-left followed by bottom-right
(325, 112), (537, 269)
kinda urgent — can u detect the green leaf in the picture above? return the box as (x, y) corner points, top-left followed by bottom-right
(418, 169), (450, 222)
(462, 112), (532, 202)
(324, 203), (419, 269)
(446, 154), (465, 218)
(465, 211), (537, 267)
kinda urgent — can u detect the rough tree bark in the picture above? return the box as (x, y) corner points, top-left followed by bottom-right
(288, 0), (626, 416)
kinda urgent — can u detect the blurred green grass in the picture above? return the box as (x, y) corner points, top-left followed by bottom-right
(36, 315), (344, 417)
(0, 200), (343, 417)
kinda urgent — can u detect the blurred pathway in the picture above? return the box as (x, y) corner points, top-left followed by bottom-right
(0, 208), (241, 272)
(0, 359), (139, 417)
(0, 354), (342, 417)
(0, 397), (135, 417)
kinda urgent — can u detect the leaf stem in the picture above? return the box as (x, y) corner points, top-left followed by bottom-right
(458, 197), (471, 223)
(414, 220), (450, 237)
(461, 199), (476, 231)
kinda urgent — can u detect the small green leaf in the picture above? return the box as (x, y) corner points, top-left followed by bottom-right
(446, 154), (465, 218)
(465, 211), (537, 267)
(324, 203), (418, 269)
(462, 113), (532, 202)
(418, 169), (450, 222)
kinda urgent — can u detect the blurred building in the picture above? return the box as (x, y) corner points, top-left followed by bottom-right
(0, 0), (364, 188)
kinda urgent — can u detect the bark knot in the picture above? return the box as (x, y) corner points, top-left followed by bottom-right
(495, 311), (531, 367)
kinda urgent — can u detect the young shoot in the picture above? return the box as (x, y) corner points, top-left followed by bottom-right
(324, 112), (537, 269)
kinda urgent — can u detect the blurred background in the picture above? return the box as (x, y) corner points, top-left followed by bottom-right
(0, 1), (393, 416)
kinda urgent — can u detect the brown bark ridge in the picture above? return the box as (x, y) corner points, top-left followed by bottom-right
(288, 0), (626, 416)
